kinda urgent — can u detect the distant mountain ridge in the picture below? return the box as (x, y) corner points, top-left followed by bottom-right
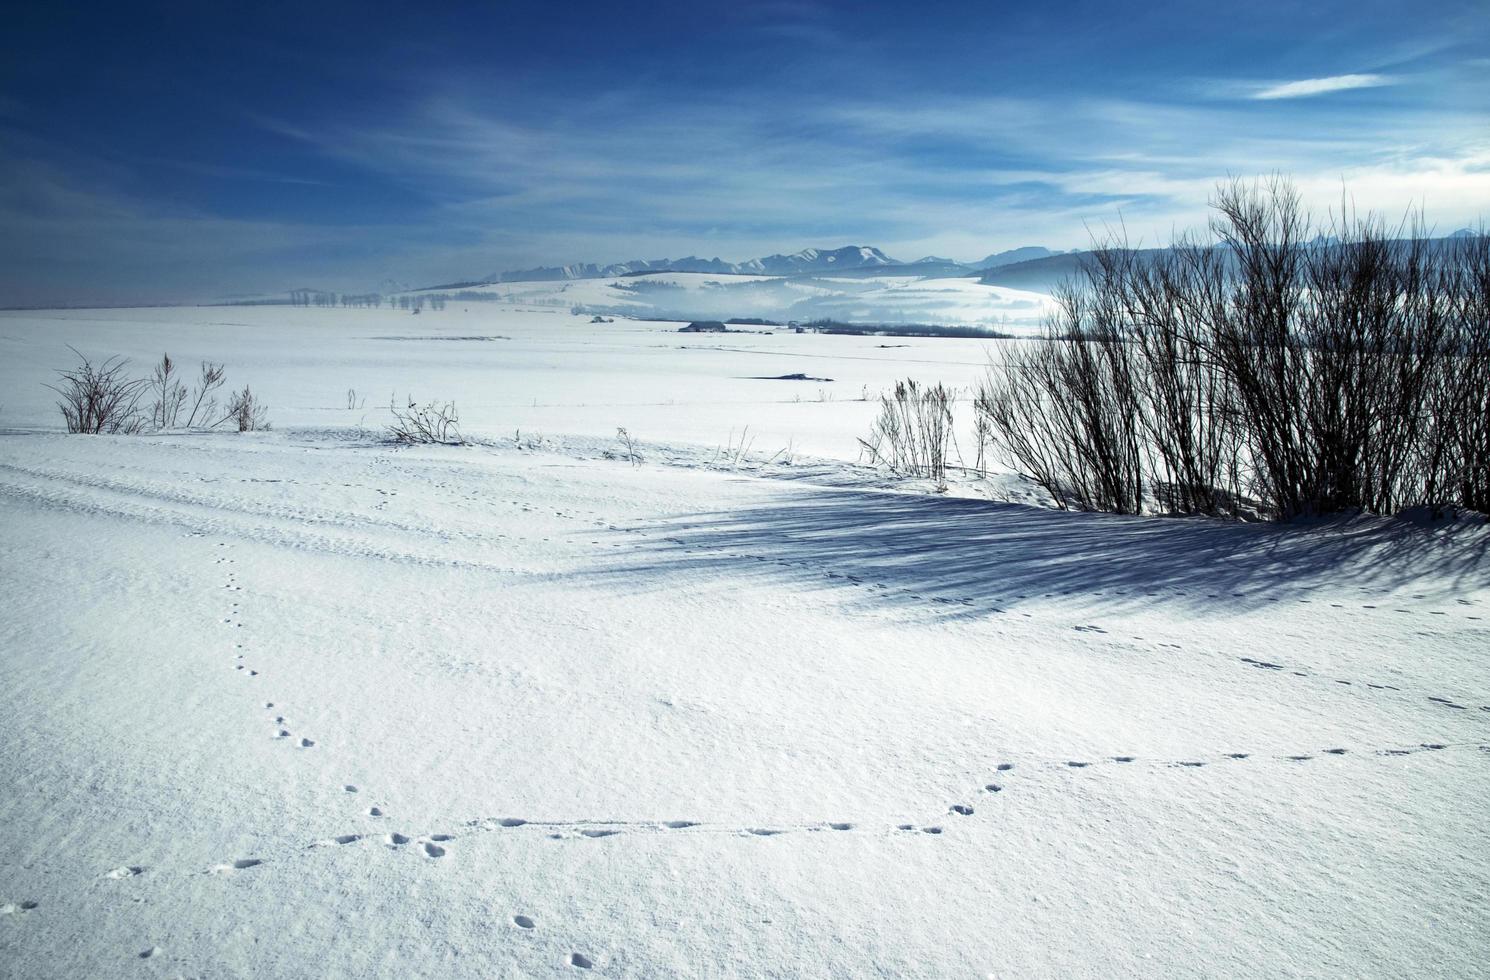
(480, 244), (1075, 284)
(485, 245), (899, 283)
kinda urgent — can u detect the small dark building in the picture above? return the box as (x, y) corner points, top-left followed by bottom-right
(679, 320), (728, 333)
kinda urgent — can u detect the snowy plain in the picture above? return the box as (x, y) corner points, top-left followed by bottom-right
(422, 272), (1056, 330)
(1, 304), (1488, 978)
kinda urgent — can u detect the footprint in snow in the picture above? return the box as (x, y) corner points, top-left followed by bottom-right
(210, 858), (263, 874)
(105, 866), (144, 879)
(950, 804), (974, 816)
(570, 953), (594, 969)
(1, 901), (40, 914)
(423, 842), (446, 858)
(513, 915), (536, 929)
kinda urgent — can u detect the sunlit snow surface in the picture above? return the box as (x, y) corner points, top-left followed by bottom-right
(1, 305), (1487, 977)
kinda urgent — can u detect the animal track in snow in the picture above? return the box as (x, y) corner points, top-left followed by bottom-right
(570, 952), (594, 969)
(210, 858), (264, 874)
(422, 842), (446, 858)
(513, 915), (536, 929)
(104, 866), (144, 879)
(317, 835), (360, 846)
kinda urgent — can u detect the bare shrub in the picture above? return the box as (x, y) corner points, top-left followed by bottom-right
(974, 306), (1147, 514)
(859, 380), (954, 489)
(387, 395), (461, 444)
(148, 354), (188, 429)
(46, 348), (147, 434)
(184, 361), (227, 428)
(710, 426), (755, 469)
(614, 427), (642, 467)
(976, 177), (1489, 520)
(223, 385), (270, 432)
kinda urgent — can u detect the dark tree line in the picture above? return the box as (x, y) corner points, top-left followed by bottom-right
(976, 178), (1490, 520)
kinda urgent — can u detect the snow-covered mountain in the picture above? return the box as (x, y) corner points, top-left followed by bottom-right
(975, 246), (1064, 269)
(485, 246), (898, 283)
(478, 244), (1091, 285)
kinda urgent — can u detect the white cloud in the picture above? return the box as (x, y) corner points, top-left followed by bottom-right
(1253, 73), (1391, 100)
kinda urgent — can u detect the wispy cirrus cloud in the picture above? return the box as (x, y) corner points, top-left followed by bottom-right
(1253, 73), (1393, 100)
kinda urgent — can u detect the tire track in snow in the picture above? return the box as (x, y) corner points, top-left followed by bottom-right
(0, 463), (533, 576)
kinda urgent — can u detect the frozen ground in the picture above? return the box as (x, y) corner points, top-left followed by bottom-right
(1, 306), (1488, 978)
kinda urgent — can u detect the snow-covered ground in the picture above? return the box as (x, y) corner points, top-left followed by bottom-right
(2, 305), (1488, 978)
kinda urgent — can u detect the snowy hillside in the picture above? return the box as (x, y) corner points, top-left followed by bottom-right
(417, 271), (1056, 329)
(1, 304), (1487, 978)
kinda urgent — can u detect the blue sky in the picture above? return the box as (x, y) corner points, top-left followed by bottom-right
(1, 0), (1487, 305)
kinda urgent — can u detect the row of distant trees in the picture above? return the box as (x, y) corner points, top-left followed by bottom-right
(287, 290), (446, 310)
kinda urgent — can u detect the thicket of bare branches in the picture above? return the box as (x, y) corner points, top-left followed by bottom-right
(386, 396), (462, 444)
(148, 354), (227, 429)
(859, 380), (955, 490)
(47, 348), (148, 434)
(224, 385), (270, 432)
(49, 348), (263, 435)
(977, 178), (1490, 520)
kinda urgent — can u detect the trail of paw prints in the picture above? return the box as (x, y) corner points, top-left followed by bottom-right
(998, 739), (1482, 776)
(143, 737), (1489, 892)
(209, 540), (326, 753)
(1235, 655), (1490, 716)
(1319, 592), (1486, 623)
(215, 543), (260, 678)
